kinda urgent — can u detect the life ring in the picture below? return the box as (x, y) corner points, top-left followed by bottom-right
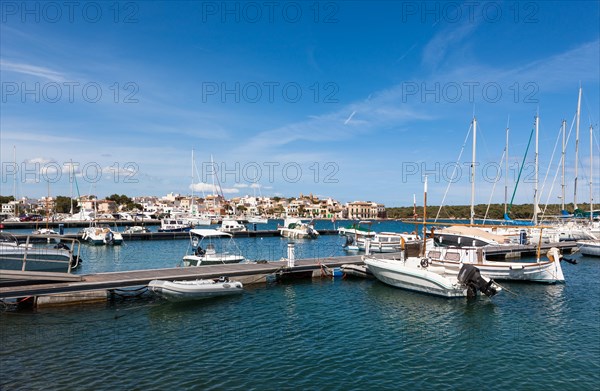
(420, 258), (429, 268)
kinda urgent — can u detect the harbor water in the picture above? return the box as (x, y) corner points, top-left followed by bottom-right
(1, 221), (599, 390)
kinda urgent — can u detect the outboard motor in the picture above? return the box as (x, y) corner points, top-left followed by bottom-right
(457, 264), (499, 298)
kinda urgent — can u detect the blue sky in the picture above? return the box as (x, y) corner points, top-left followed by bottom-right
(1, 1), (599, 208)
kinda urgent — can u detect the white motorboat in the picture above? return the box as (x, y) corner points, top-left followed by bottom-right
(218, 219), (247, 233)
(278, 218), (319, 239)
(148, 277), (243, 301)
(32, 228), (59, 235)
(158, 218), (193, 232)
(365, 254), (501, 298)
(247, 215), (268, 224)
(577, 240), (600, 257)
(427, 246), (565, 283)
(182, 229), (246, 266)
(0, 232), (81, 276)
(357, 232), (419, 253)
(82, 224), (123, 245)
(123, 225), (150, 234)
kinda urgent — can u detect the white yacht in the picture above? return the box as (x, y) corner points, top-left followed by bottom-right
(158, 218), (193, 232)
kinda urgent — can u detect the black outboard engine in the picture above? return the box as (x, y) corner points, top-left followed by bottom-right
(457, 264), (498, 298)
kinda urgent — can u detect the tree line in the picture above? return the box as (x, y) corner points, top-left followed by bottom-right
(386, 203), (591, 220)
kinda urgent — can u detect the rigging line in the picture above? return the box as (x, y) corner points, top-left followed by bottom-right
(538, 123), (563, 212)
(434, 123), (472, 222)
(507, 126), (535, 216)
(483, 148), (505, 223)
(540, 124), (568, 219)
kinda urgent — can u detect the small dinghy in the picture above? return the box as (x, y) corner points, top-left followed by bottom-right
(148, 277), (243, 301)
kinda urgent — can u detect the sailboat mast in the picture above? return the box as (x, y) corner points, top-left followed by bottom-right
(534, 115), (539, 225)
(504, 123), (509, 214)
(191, 149), (195, 216)
(69, 159), (74, 215)
(574, 86), (582, 209)
(590, 125), (594, 223)
(422, 176), (428, 257)
(470, 117), (477, 225)
(561, 120), (566, 211)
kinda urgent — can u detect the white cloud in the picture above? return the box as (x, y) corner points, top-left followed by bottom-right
(190, 182), (239, 194)
(0, 60), (66, 82)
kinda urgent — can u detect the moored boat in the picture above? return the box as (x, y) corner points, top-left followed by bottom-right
(182, 229), (246, 266)
(148, 277), (243, 301)
(577, 240), (600, 257)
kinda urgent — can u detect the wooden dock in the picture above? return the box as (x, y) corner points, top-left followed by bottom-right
(0, 254), (382, 301)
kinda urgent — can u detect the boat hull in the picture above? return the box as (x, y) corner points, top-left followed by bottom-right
(578, 241), (600, 257)
(365, 257), (468, 298)
(182, 254), (245, 266)
(148, 279), (243, 301)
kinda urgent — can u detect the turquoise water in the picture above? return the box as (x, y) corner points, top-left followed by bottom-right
(1, 221), (599, 390)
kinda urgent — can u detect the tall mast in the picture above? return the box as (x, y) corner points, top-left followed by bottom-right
(69, 159), (74, 215)
(422, 176), (428, 257)
(534, 115), (539, 225)
(561, 120), (566, 211)
(574, 85), (582, 209)
(191, 149), (195, 216)
(12, 146), (16, 200)
(504, 121), (509, 214)
(470, 117), (477, 225)
(590, 125), (594, 223)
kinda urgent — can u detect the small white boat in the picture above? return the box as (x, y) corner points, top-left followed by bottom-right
(148, 277), (243, 301)
(578, 240), (600, 257)
(123, 226), (150, 234)
(182, 229), (246, 266)
(158, 218), (193, 232)
(218, 219), (248, 233)
(81, 225), (123, 245)
(364, 254), (501, 298)
(32, 228), (59, 235)
(247, 215), (268, 224)
(278, 218), (319, 239)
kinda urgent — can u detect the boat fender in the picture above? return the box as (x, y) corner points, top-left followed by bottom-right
(420, 258), (429, 268)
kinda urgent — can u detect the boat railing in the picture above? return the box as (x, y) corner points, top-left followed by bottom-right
(2, 234), (81, 273)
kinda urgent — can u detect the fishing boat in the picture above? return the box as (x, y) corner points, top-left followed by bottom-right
(427, 245), (565, 283)
(182, 229), (246, 266)
(577, 240), (600, 257)
(278, 218), (319, 239)
(0, 232), (81, 276)
(148, 277), (243, 301)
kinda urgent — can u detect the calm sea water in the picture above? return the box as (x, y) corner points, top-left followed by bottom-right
(1, 221), (599, 390)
